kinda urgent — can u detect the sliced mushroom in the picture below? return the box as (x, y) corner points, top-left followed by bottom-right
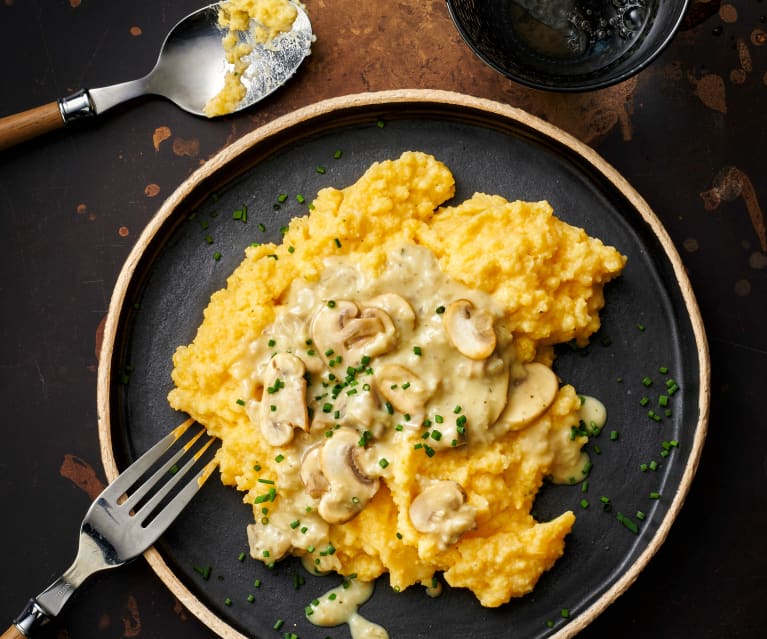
(364, 293), (416, 335)
(300, 444), (329, 498)
(317, 427), (380, 524)
(496, 362), (559, 431)
(311, 301), (397, 367)
(443, 299), (497, 360)
(409, 480), (476, 548)
(373, 364), (431, 418)
(259, 353), (309, 446)
(345, 306), (396, 361)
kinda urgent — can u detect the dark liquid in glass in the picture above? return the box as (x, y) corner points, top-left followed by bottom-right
(507, 0), (655, 65)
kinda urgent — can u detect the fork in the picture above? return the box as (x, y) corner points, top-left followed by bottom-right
(3, 418), (218, 638)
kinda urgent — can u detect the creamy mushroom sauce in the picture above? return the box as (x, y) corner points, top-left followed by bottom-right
(306, 579), (388, 639)
(231, 242), (596, 581)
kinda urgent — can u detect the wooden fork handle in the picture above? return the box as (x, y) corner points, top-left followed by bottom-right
(0, 101), (65, 151)
(1, 624), (26, 639)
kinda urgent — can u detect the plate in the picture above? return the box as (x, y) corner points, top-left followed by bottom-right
(97, 90), (709, 639)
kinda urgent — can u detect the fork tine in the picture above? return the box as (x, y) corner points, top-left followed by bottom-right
(101, 417), (197, 502)
(130, 432), (216, 526)
(121, 426), (207, 512)
(137, 440), (219, 544)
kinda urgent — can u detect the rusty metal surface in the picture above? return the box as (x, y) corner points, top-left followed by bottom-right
(0, 1), (764, 637)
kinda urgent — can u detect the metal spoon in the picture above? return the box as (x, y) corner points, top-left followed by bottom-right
(0, 1), (313, 151)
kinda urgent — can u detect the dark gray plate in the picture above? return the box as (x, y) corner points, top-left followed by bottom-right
(99, 91), (708, 639)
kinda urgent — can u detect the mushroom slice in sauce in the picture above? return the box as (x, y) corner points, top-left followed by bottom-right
(317, 427), (380, 524)
(442, 299), (497, 360)
(311, 300), (397, 367)
(373, 364), (431, 419)
(300, 443), (329, 499)
(364, 293), (416, 335)
(409, 480), (476, 548)
(496, 362), (559, 431)
(259, 352), (309, 446)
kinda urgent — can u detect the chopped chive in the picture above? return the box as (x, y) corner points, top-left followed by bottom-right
(224, 597), (232, 606)
(617, 512), (639, 534)
(580, 499), (589, 509)
(649, 491), (661, 499)
(193, 565), (212, 580)
(378, 458), (389, 468)
(247, 594), (255, 603)
(238, 551), (246, 561)
(413, 345), (422, 356)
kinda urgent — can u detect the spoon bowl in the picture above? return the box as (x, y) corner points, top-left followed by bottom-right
(0, 1), (313, 150)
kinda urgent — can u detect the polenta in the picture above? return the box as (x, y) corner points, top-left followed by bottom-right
(168, 151), (627, 610)
(203, 0), (299, 117)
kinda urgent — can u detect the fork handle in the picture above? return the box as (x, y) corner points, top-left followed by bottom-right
(1, 625), (25, 639)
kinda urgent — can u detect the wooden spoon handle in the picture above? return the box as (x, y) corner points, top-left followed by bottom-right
(0, 102), (64, 151)
(0, 624), (25, 639)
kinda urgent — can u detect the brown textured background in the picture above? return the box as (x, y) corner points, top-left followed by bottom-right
(0, 1), (765, 638)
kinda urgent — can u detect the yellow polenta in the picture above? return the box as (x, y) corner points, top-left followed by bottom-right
(203, 0), (299, 117)
(168, 151), (626, 607)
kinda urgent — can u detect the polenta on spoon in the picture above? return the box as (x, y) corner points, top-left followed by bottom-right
(0, 1), (312, 151)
